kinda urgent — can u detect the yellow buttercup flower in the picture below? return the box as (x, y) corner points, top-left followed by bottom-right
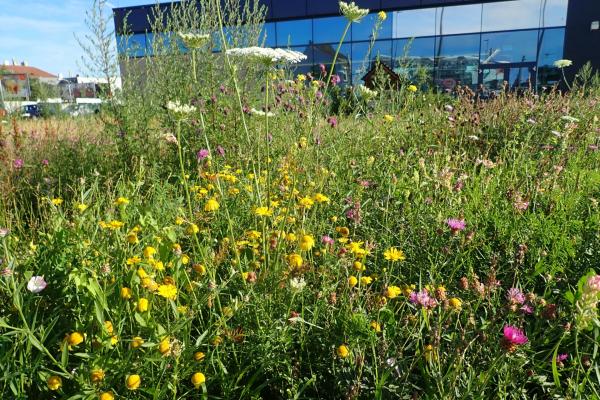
(91, 369), (105, 383)
(115, 197), (130, 206)
(194, 351), (206, 361)
(157, 284), (178, 300)
(175, 216), (185, 225)
(383, 114), (394, 122)
(353, 261), (365, 272)
(120, 287), (132, 299)
(448, 297), (462, 310)
(348, 275), (358, 288)
(131, 336), (144, 349)
(143, 246), (157, 259)
(127, 232), (139, 244)
(126, 374), (141, 390)
(67, 331), (84, 346)
(370, 320), (382, 333)
(408, 84), (418, 92)
(337, 344), (350, 358)
(360, 276), (373, 285)
(298, 196), (314, 209)
(104, 321), (114, 335)
(47, 375), (62, 390)
(384, 285), (402, 299)
(51, 198), (63, 206)
(137, 298), (149, 312)
(186, 223), (200, 235)
(99, 392), (115, 400)
(158, 337), (171, 355)
(204, 198), (220, 212)
(75, 203), (88, 212)
(313, 193), (330, 203)
(254, 206), (273, 217)
(191, 372), (206, 388)
(383, 247), (405, 262)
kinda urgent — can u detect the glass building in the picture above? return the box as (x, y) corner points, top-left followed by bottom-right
(114, 0), (600, 91)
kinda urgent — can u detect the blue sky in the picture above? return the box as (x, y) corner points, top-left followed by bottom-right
(0, 0), (166, 77)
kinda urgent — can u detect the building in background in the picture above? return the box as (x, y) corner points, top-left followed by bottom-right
(113, 0), (600, 91)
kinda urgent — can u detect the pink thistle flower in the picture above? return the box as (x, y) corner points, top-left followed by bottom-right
(197, 149), (210, 161)
(321, 235), (334, 246)
(502, 325), (528, 352)
(507, 288), (526, 305)
(216, 145), (225, 157)
(13, 159), (24, 169)
(520, 304), (534, 314)
(327, 116), (337, 128)
(585, 275), (600, 294)
(446, 218), (466, 233)
(409, 289), (437, 309)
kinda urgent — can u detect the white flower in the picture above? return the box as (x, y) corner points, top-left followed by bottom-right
(178, 32), (210, 49)
(166, 100), (196, 115)
(561, 115), (579, 123)
(0, 228), (9, 237)
(355, 84), (378, 100)
(289, 277), (306, 292)
(553, 59), (572, 68)
(163, 133), (178, 144)
(467, 135), (479, 141)
(339, 1), (369, 23)
(250, 108), (275, 117)
(27, 276), (47, 293)
(225, 47), (307, 65)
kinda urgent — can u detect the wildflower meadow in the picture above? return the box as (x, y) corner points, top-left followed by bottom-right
(1, 1), (600, 399)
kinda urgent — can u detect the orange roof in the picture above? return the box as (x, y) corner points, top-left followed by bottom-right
(1, 65), (57, 78)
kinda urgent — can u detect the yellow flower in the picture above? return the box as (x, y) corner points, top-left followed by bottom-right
(383, 114), (394, 122)
(131, 336), (144, 349)
(191, 372), (206, 388)
(143, 246), (157, 259)
(349, 241), (369, 258)
(126, 374), (141, 390)
(313, 193), (330, 203)
(298, 196), (314, 209)
(285, 232), (297, 242)
(115, 197), (130, 206)
(107, 220), (124, 230)
(336, 226), (350, 237)
(137, 298), (149, 312)
(175, 216), (185, 225)
(157, 284), (178, 300)
(348, 275), (358, 288)
(287, 253), (303, 268)
(127, 232), (139, 244)
(337, 344), (350, 358)
(121, 287), (132, 299)
(204, 198), (220, 212)
(299, 235), (315, 251)
(67, 331), (84, 346)
(127, 256), (141, 266)
(76, 203), (88, 212)
(254, 206), (273, 217)
(378, 10), (387, 20)
(353, 261), (365, 272)
(194, 351), (206, 361)
(448, 297), (462, 310)
(51, 198), (63, 206)
(110, 335), (119, 345)
(181, 254), (190, 265)
(424, 344), (438, 362)
(408, 84), (418, 92)
(360, 276), (373, 285)
(158, 337), (171, 355)
(137, 267), (148, 279)
(297, 73), (306, 82)
(142, 277), (159, 292)
(47, 375), (62, 390)
(186, 223), (200, 235)
(91, 369), (105, 383)
(99, 392), (115, 400)
(384, 285), (402, 299)
(193, 263), (206, 275)
(104, 321), (114, 335)
(370, 320), (382, 333)
(383, 247), (405, 262)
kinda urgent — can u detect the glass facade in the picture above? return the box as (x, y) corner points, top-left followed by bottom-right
(116, 0), (569, 89)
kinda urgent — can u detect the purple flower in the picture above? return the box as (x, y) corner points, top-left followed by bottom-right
(27, 276), (47, 293)
(330, 74), (341, 86)
(507, 288), (526, 305)
(520, 304), (534, 314)
(409, 289), (437, 309)
(216, 145), (225, 157)
(327, 116), (338, 128)
(502, 325), (528, 348)
(556, 353), (568, 363)
(321, 235), (334, 246)
(197, 149), (210, 161)
(41, 159), (49, 166)
(13, 159), (24, 169)
(446, 218), (466, 233)
(319, 64), (326, 76)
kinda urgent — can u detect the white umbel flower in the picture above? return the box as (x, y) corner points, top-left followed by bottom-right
(339, 1), (369, 23)
(553, 59), (572, 68)
(166, 100), (196, 115)
(289, 277), (307, 292)
(225, 47), (307, 65)
(250, 108), (275, 117)
(355, 84), (378, 100)
(178, 32), (210, 49)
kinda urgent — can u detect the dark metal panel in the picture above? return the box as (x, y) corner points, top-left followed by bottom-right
(380, 0), (420, 9)
(563, 0), (600, 81)
(307, 0), (340, 16)
(271, 0), (307, 19)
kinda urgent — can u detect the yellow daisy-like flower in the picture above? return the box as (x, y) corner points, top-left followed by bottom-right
(313, 193), (330, 203)
(47, 375), (62, 390)
(191, 372), (206, 388)
(254, 206), (273, 217)
(378, 10), (387, 21)
(287, 253), (303, 268)
(383, 114), (394, 122)
(370, 320), (382, 332)
(194, 351), (206, 361)
(91, 369), (105, 383)
(408, 84), (418, 92)
(384, 285), (402, 299)
(120, 287), (132, 299)
(158, 337), (170, 355)
(126, 374), (141, 390)
(298, 196), (314, 209)
(126, 232), (139, 244)
(299, 235), (315, 251)
(186, 223), (200, 235)
(51, 198), (63, 206)
(131, 336), (144, 349)
(383, 247), (405, 262)
(143, 246), (157, 259)
(448, 297), (462, 310)
(75, 203), (88, 212)
(107, 220), (124, 230)
(360, 276), (373, 285)
(157, 284), (178, 300)
(137, 298), (149, 312)
(67, 331), (84, 346)
(99, 392), (115, 400)
(348, 275), (358, 288)
(204, 198), (220, 212)
(115, 197), (130, 206)
(337, 344), (350, 358)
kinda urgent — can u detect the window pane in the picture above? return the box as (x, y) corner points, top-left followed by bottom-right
(482, 0), (541, 32)
(537, 27), (565, 86)
(260, 22), (277, 47)
(352, 40), (393, 84)
(117, 33), (147, 57)
(480, 30), (538, 64)
(393, 37), (435, 81)
(314, 16), (347, 43)
(437, 4), (482, 35)
(393, 8), (437, 38)
(541, 0), (568, 27)
(435, 34), (480, 89)
(276, 19), (312, 46)
(353, 13), (392, 41)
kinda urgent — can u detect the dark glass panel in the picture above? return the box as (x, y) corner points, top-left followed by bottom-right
(537, 27), (565, 86)
(312, 43), (352, 84)
(480, 30), (538, 64)
(276, 19), (312, 46)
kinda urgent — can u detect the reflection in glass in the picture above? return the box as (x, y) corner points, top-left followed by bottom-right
(541, 0), (569, 27)
(117, 34), (147, 57)
(482, 0), (541, 32)
(435, 34), (480, 89)
(352, 12), (393, 41)
(352, 40), (393, 83)
(393, 8), (437, 38)
(276, 19), (312, 46)
(481, 67), (505, 91)
(537, 27), (565, 86)
(260, 22), (277, 47)
(480, 30), (538, 64)
(437, 4), (482, 35)
(314, 16), (347, 44)
(312, 43), (351, 84)
(290, 45), (314, 75)
(509, 67), (534, 89)
(392, 37), (435, 81)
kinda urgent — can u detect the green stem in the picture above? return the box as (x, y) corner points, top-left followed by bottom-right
(323, 21), (351, 99)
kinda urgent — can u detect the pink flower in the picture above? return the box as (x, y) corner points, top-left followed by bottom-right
(446, 218), (466, 233)
(507, 288), (526, 305)
(327, 116), (338, 128)
(502, 325), (528, 351)
(585, 275), (600, 294)
(13, 159), (24, 169)
(197, 149), (210, 161)
(216, 145), (225, 157)
(41, 159), (49, 166)
(409, 289), (437, 309)
(520, 304), (534, 314)
(27, 276), (47, 293)
(321, 235), (334, 246)
(330, 74), (341, 86)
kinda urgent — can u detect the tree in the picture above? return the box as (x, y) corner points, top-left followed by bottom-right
(75, 0), (118, 98)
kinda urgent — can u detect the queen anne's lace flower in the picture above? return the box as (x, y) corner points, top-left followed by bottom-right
(339, 1), (369, 23)
(225, 47), (307, 65)
(553, 59), (572, 68)
(178, 32), (210, 49)
(355, 84), (378, 100)
(250, 108), (275, 117)
(166, 100), (196, 115)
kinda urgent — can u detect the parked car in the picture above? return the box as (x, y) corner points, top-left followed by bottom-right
(21, 104), (42, 118)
